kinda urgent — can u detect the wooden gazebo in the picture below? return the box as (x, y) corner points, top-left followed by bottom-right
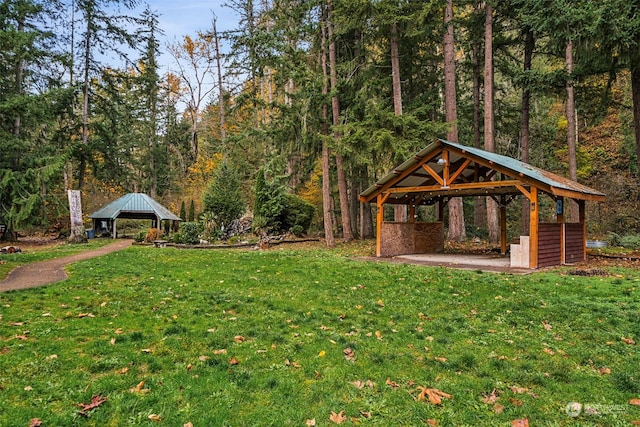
(359, 139), (605, 269)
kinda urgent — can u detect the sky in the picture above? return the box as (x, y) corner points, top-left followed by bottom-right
(128, 1), (238, 72)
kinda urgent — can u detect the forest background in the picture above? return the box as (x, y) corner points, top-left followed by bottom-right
(2, 0), (640, 246)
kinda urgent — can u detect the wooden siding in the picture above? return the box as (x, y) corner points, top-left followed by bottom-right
(565, 223), (585, 263)
(538, 223), (562, 267)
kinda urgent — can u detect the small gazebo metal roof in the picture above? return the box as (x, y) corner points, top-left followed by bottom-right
(89, 193), (181, 238)
(89, 193), (182, 221)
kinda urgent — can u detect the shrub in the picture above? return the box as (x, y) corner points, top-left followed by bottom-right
(179, 222), (201, 245)
(282, 194), (314, 234)
(145, 228), (161, 242)
(253, 170), (314, 235)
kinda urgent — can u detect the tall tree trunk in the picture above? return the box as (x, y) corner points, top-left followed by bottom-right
(566, 39), (579, 222)
(321, 7), (335, 248)
(390, 21), (406, 222)
(13, 18), (24, 137)
(632, 58), (640, 176)
(213, 18), (227, 150)
(472, 3), (485, 229)
(521, 28), (534, 234)
(327, 0), (353, 241)
(78, 14), (92, 190)
(444, 0), (465, 242)
(484, 2), (499, 243)
(390, 23), (402, 116)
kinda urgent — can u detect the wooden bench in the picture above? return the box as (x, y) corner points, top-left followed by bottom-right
(153, 240), (168, 248)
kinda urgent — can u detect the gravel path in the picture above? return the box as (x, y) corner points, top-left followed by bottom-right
(0, 239), (133, 292)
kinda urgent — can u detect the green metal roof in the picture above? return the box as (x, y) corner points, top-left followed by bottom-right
(360, 139), (605, 203)
(89, 193), (182, 221)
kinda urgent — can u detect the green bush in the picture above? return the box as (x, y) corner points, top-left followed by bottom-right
(179, 222), (202, 245)
(202, 161), (246, 229)
(282, 194), (314, 234)
(608, 232), (640, 249)
(621, 234), (640, 249)
(253, 170), (314, 236)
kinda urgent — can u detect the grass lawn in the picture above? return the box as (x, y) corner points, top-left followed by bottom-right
(1, 241), (640, 426)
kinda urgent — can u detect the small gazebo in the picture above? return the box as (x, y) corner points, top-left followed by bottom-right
(89, 193), (181, 238)
(359, 139), (605, 269)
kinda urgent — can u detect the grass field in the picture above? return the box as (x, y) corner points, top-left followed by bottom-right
(1, 241), (640, 426)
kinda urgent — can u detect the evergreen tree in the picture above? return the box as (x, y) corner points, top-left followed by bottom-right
(179, 201), (186, 221)
(202, 161), (246, 228)
(188, 200), (195, 222)
(0, 0), (71, 236)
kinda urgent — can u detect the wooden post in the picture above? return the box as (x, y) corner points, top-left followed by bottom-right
(579, 199), (586, 261)
(500, 195), (507, 254)
(438, 199), (445, 222)
(408, 201), (416, 223)
(557, 197), (565, 264)
(529, 187), (538, 268)
(376, 194), (384, 257)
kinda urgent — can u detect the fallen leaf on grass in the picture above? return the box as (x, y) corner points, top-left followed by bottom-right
(305, 419), (316, 426)
(329, 410), (347, 424)
(426, 420), (438, 426)
(511, 419), (529, 427)
(509, 386), (529, 394)
(234, 335), (245, 343)
(212, 349), (227, 355)
(481, 389), (500, 404)
(284, 359), (301, 368)
(351, 380), (375, 389)
(434, 357), (447, 363)
(148, 414), (161, 422)
(184, 423), (194, 427)
(622, 337), (636, 345)
(493, 403), (505, 414)
(543, 348), (555, 355)
(542, 321), (552, 330)
(77, 395), (107, 416)
(29, 419), (42, 427)
(343, 347), (355, 361)
(630, 398), (640, 406)
(229, 357), (240, 365)
(598, 367), (611, 375)
(416, 387), (452, 405)
(377, 300), (385, 307)
(509, 398), (523, 406)
(77, 313), (95, 318)
(375, 330), (383, 340)
(359, 410), (372, 419)
(129, 381), (150, 394)
(385, 378), (399, 388)
(630, 421), (640, 426)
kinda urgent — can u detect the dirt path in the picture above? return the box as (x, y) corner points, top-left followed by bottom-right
(0, 239), (134, 292)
